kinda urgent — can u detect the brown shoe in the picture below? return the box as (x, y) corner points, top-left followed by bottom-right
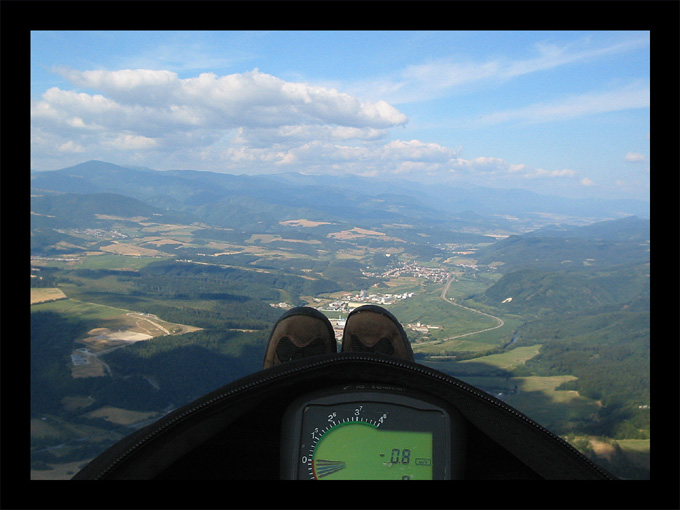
(263, 307), (337, 368)
(341, 305), (414, 361)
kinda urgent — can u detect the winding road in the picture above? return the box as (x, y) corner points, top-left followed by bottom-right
(414, 277), (505, 348)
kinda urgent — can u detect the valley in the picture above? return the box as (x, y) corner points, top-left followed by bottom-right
(30, 161), (650, 479)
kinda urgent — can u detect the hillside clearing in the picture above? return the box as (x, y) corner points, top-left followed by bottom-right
(31, 287), (67, 305)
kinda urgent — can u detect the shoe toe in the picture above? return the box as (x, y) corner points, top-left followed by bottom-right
(342, 306), (413, 361)
(350, 334), (395, 356)
(276, 336), (328, 362)
(264, 308), (336, 368)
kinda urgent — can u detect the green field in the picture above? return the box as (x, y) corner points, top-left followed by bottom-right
(459, 344), (542, 370)
(389, 282), (503, 344)
(504, 376), (601, 433)
(76, 254), (164, 270)
(32, 297), (131, 322)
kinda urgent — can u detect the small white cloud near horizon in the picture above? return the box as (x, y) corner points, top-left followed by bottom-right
(58, 140), (85, 153)
(624, 152), (647, 163)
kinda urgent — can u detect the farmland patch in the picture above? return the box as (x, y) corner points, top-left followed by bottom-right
(100, 242), (164, 257)
(280, 219), (333, 227)
(31, 287), (67, 305)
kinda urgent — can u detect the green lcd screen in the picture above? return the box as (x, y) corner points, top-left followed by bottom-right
(312, 422), (433, 480)
(280, 387), (459, 480)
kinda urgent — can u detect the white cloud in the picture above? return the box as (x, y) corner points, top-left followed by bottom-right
(66, 117), (88, 129)
(56, 68), (179, 102)
(380, 139), (458, 162)
(211, 138), (459, 177)
(503, 36), (648, 79)
(27, 60), (586, 193)
(232, 125), (387, 148)
(51, 68), (408, 129)
(624, 152), (647, 163)
(351, 35), (649, 105)
(581, 177), (596, 187)
(529, 168), (577, 178)
(451, 156), (526, 176)
(441, 156), (580, 188)
(31, 68), (410, 168)
(103, 134), (158, 150)
(476, 82), (649, 126)
(58, 140), (85, 153)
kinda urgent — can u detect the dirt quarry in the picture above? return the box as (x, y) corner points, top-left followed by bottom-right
(88, 327), (153, 342)
(69, 311), (201, 378)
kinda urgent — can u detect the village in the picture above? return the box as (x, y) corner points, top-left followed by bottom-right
(361, 260), (452, 283)
(269, 260), (477, 341)
(315, 261), (454, 340)
(321, 288), (415, 312)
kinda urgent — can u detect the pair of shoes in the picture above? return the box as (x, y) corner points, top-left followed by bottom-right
(263, 305), (413, 369)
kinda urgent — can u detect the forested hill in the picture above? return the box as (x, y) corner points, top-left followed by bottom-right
(525, 215), (649, 241)
(31, 192), (194, 228)
(479, 262), (650, 315)
(475, 216), (650, 272)
(468, 215), (650, 447)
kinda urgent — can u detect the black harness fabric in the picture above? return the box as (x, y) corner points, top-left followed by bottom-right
(73, 353), (615, 480)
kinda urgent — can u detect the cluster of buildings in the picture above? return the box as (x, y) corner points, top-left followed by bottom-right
(322, 288), (415, 313)
(68, 228), (128, 239)
(361, 261), (451, 283)
(405, 321), (441, 334)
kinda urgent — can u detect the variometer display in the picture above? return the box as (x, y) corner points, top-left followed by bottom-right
(281, 385), (464, 480)
(311, 420), (433, 479)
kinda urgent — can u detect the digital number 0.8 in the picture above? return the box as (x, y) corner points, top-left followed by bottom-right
(390, 448), (411, 464)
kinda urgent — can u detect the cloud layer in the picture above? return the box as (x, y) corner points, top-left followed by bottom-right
(32, 68), (432, 171)
(31, 57), (647, 198)
(30, 67), (581, 183)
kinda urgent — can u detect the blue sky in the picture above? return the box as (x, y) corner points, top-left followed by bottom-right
(30, 31), (650, 201)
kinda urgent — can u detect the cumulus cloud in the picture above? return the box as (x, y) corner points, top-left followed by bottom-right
(29, 66), (590, 187)
(49, 68), (408, 129)
(55, 67), (180, 105)
(380, 139), (458, 162)
(58, 140), (85, 153)
(31, 67), (413, 170)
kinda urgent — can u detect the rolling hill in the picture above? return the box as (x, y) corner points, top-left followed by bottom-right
(474, 216), (650, 272)
(32, 160), (650, 231)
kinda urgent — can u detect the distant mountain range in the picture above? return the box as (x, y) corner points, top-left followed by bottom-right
(31, 161), (649, 230)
